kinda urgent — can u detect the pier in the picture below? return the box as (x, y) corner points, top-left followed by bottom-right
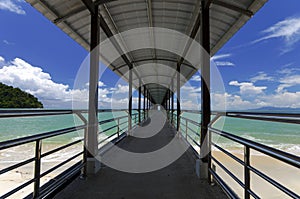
(0, 0), (300, 199)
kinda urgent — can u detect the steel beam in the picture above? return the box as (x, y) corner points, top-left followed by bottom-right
(212, 0), (253, 17)
(81, 0), (95, 14)
(95, 0), (120, 6)
(53, 6), (87, 24)
(113, 58), (195, 71)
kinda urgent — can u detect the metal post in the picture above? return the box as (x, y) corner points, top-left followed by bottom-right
(185, 119), (188, 139)
(143, 86), (146, 119)
(117, 118), (120, 137)
(171, 80), (174, 125)
(200, 0), (211, 179)
(177, 67), (181, 132)
(167, 90), (169, 120)
(128, 69), (133, 132)
(244, 146), (250, 199)
(87, 4), (100, 174)
(138, 79), (141, 124)
(33, 140), (42, 198)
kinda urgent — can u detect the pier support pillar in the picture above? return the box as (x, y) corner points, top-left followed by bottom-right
(86, 5), (101, 174)
(138, 78), (141, 124)
(128, 69), (133, 134)
(200, 0), (211, 180)
(143, 86), (146, 119)
(176, 66), (181, 132)
(171, 80), (174, 125)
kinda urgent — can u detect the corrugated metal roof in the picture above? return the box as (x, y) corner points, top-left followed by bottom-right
(25, 0), (268, 104)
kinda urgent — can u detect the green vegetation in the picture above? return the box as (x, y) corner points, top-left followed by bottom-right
(0, 83), (43, 108)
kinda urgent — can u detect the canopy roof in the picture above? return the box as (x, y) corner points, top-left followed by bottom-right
(26, 0), (267, 104)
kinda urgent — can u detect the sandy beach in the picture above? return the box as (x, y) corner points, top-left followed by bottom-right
(0, 143), (299, 198)
(0, 143), (82, 198)
(212, 151), (300, 199)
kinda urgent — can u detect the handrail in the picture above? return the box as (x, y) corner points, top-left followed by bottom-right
(0, 109), (140, 199)
(207, 112), (300, 199)
(177, 110), (300, 198)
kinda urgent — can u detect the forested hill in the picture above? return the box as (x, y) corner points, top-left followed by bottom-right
(0, 83), (43, 108)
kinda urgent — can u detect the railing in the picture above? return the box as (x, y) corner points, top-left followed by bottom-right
(208, 112), (300, 199)
(0, 109), (142, 199)
(177, 110), (300, 198)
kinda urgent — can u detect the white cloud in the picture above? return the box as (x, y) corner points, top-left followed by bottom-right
(259, 91), (300, 108)
(229, 81), (267, 95)
(0, 56), (4, 63)
(3, 40), (14, 45)
(254, 17), (300, 53)
(211, 54), (232, 60)
(212, 92), (258, 111)
(0, 0), (26, 15)
(276, 75), (300, 92)
(250, 72), (274, 82)
(191, 75), (201, 82)
(211, 53), (235, 66)
(113, 84), (129, 94)
(215, 61), (235, 66)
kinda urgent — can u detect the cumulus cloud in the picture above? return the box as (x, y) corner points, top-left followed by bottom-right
(229, 81), (267, 95)
(113, 84), (129, 94)
(250, 72), (274, 83)
(259, 91), (300, 108)
(0, 58), (84, 107)
(253, 17), (300, 53)
(212, 92), (258, 111)
(0, 0), (26, 15)
(0, 57), (117, 108)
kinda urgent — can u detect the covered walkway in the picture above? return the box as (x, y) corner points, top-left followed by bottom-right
(54, 111), (225, 199)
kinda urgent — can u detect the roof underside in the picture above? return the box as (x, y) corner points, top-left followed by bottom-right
(25, 0), (268, 104)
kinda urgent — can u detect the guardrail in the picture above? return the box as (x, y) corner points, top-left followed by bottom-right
(208, 112), (300, 199)
(0, 109), (142, 199)
(174, 110), (300, 199)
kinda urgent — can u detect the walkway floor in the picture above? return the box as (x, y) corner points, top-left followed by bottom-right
(54, 111), (226, 199)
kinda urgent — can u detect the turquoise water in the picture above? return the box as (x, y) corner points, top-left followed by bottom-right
(180, 112), (300, 155)
(0, 110), (299, 155)
(0, 110), (138, 143)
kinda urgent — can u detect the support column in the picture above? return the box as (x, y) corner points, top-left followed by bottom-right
(138, 79), (141, 124)
(87, 5), (100, 174)
(128, 69), (132, 133)
(176, 67), (181, 132)
(168, 90), (171, 120)
(171, 81), (174, 125)
(146, 91), (149, 118)
(199, 0), (211, 180)
(143, 86), (146, 119)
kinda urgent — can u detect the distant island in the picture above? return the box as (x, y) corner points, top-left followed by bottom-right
(0, 83), (43, 108)
(249, 106), (300, 112)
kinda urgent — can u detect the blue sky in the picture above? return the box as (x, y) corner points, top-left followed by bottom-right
(0, 0), (300, 110)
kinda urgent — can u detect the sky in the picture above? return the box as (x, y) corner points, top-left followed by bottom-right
(0, 0), (300, 110)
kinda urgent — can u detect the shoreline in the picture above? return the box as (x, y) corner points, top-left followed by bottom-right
(0, 142), (299, 198)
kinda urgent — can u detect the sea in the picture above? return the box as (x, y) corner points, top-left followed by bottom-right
(0, 110), (299, 156)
